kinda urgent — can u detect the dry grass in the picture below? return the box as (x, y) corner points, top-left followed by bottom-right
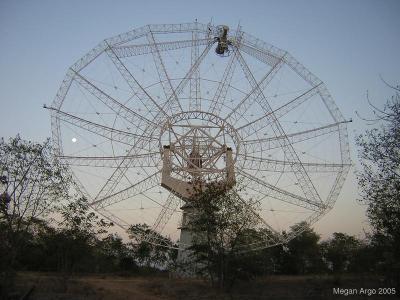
(10, 272), (389, 300)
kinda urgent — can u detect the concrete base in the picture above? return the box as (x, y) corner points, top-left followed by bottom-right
(175, 203), (198, 277)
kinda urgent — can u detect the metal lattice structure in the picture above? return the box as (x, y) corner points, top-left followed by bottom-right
(48, 22), (351, 250)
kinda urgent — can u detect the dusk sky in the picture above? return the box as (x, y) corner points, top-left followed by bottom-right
(1, 0), (399, 240)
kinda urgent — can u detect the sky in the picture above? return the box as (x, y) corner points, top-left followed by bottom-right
(0, 0), (399, 240)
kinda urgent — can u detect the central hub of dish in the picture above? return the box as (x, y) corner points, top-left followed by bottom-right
(159, 111), (239, 200)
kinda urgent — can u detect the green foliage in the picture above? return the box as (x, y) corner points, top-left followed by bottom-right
(59, 197), (112, 239)
(279, 222), (326, 275)
(347, 239), (376, 273)
(0, 135), (70, 296)
(321, 232), (361, 273)
(47, 197), (114, 272)
(356, 83), (400, 283)
(95, 233), (138, 273)
(128, 223), (177, 270)
(186, 183), (264, 288)
(3, 196), (151, 275)
(0, 135), (68, 226)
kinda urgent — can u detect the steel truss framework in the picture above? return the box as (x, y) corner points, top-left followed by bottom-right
(49, 22), (351, 251)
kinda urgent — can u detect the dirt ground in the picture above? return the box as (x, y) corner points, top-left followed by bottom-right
(7, 272), (398, 300)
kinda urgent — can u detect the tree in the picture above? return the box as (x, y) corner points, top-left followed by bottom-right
(278, 222), (325, 275)
(186, 183), (264, 288)
(321, 232), (361, 273)
(96, 233), (138, 273)
(15, 197), (114, 274)
(128, 223), (177, 270)
(347, 237), (376, 273)
(51, 196), (113, 272)
(0, 135), (69, 295)
(356, 82), (400, 283)
(7, 196), (136, 274)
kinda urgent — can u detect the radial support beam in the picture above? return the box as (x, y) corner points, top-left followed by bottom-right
(94, 139), (159, 199)
(238, 170), (323, 211)
(189, 28), (201, 111)
(234, 49), (322, 205)
(209, 30), (243, 116)
(105, 44), (169, 119)
(93, 121), (161, 200)
(58, 152), (160, 168)
(237, 84), (322, 139)
(46, 106), (156, 147)
(209, 48), (238, 116)
(171, 42), (214, 103)
(238, 154), (350, 173)
(90, 171), (161, 208)
(72, 71), (157, 131)
(147, 30), (183, 114)
(243, 120), (351, 154)
(224, 53), (285, 127)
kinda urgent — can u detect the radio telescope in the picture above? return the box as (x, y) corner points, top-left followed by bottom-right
(47, 22), (351, 251)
